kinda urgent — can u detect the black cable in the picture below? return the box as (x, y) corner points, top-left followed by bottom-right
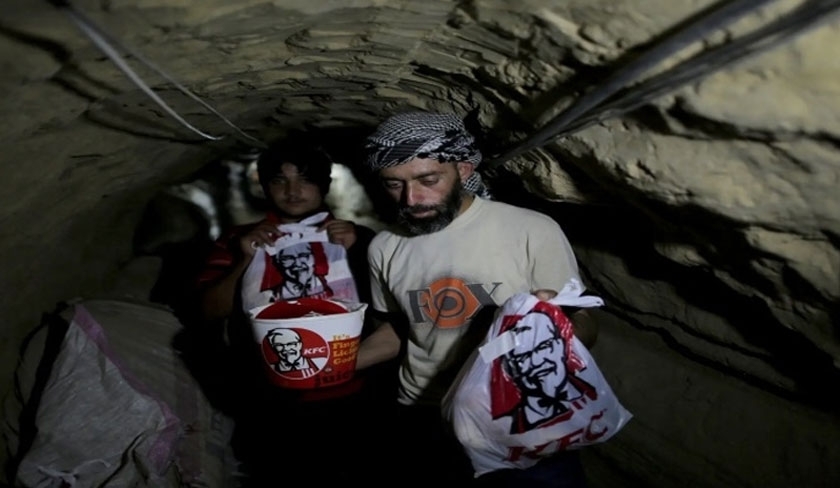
(537, 0), (840, 143)
(485, 0), (787, 168)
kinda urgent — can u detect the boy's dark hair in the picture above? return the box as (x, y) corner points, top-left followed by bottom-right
(256, 134), (333, 196)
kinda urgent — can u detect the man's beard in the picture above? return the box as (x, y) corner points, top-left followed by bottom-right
(397, 182), (463, 235)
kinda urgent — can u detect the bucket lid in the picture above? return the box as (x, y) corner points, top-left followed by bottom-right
(254, 298), (348, 320)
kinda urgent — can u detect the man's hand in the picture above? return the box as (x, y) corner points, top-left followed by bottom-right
(533, 289), (557, 301)
(238, 221), (280, 257)
(319, 219), (357, 250)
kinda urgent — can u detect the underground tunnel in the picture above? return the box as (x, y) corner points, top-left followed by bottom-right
(1, 0), (839, 487)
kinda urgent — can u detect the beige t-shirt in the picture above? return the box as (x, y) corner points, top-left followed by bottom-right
(368, 197), (580, 405)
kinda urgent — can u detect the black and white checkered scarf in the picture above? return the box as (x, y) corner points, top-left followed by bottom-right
(364, 112), (492, 198)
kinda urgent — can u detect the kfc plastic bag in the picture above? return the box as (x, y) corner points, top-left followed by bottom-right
(240, 212), (360, 312)
(442, 279), (632, 477)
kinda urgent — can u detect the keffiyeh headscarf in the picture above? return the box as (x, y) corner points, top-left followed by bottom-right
(364, 112), (492, 199)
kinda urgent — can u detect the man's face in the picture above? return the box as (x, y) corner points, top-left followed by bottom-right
(266, 163), (324, 220)
(276, 243), (315, 286)
(271, 331), (303, 365)
(507, 320), (567, 399)
(378, 157), (473, 235)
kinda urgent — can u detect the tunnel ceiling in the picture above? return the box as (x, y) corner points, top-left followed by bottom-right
(1, 0), (839, 413)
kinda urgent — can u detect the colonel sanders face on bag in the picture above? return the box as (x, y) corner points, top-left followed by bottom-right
(491, 302), (596, 434)
(263, 241), (333, 301)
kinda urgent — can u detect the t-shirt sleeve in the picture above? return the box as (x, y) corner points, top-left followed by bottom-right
(367, 236), (401, 315)
(526, 215), (581, 292)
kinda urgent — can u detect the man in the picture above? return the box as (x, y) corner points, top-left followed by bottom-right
(355, 111), (597, 487)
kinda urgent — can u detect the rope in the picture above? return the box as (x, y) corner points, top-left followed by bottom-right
(50, 0), (266, 148)
(486, 0), (840, 169)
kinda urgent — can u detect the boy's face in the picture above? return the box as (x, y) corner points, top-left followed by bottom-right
(266, 163), (324, 220)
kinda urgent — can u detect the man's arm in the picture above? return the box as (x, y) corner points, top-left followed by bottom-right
(527, 215), (601, 347)
(355, 318), (401, 370)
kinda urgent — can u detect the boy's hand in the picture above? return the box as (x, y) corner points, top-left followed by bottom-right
(238, 221), (280, 257)
(320, 219), (357, 250)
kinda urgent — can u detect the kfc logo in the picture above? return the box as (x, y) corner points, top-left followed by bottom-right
(261, 327), (330, 380)
(490, 301), (597, 434)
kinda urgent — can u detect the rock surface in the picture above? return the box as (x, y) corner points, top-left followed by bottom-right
(1, 0), (838, 486)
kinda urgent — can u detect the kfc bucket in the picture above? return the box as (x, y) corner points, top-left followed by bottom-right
(249, 298), (367, 390)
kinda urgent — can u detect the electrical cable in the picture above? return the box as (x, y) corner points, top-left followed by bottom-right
(485, 0), (838, 169)
(548, 0), (840, 141)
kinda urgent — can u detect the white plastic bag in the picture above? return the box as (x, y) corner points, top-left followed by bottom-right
(240, 212), (360, 311)
(442, 279), (632, 477)
(6, 298), (238, 488)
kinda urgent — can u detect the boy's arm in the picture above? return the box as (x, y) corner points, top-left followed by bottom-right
(197, 220), (278, 322)
(198, 258), (251, 322)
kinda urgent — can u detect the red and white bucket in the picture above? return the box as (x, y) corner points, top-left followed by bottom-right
(248, 298), (367, 390)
